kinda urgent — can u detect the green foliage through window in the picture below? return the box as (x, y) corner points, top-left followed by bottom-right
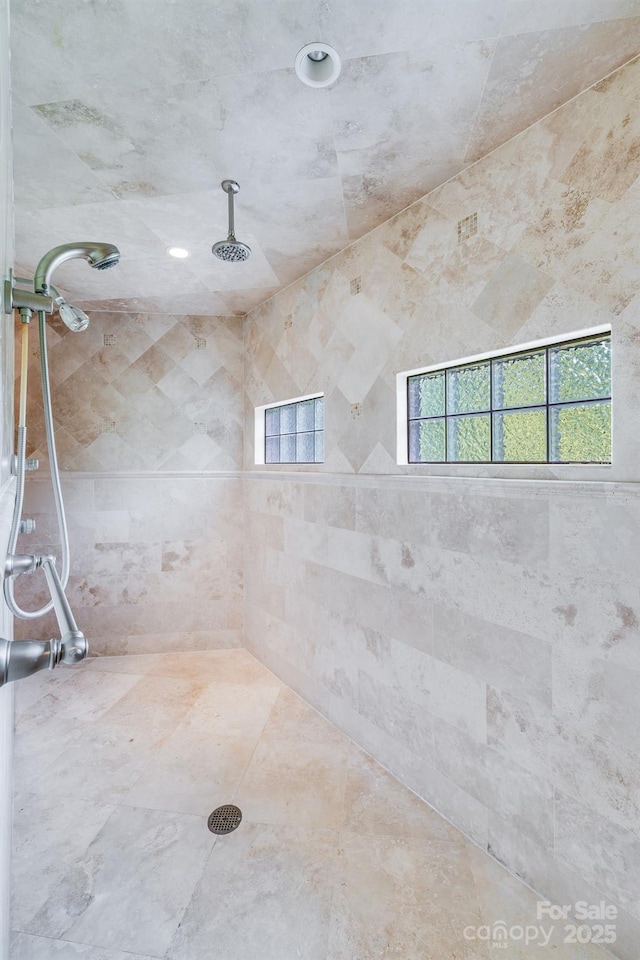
(408, 372), (444, 419)
(494, 409), (547, 462)
(409, 418), (445, 462)
(448, 365), (490, 415)
(407, 334), (611, 464)
(551, 401), (611, 463)
(448, 415), (490, 461)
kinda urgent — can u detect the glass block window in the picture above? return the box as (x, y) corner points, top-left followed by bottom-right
(264, 396), (324, 464)
(408, 333), (611, 464)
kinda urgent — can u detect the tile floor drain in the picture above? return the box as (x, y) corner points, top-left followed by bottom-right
(208, 804), (242, 835)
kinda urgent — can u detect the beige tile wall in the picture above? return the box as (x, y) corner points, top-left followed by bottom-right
(243, 472), (640, 959)
(17, 310), (243, 472)
(8, 51), (640, 960)
(243, 58), (640, 484)
(241, 59), (640, 960)
(13, 310), (245, 650)
(14, 474), (243, 654)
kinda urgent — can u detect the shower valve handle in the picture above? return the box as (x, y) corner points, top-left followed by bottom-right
(0, 630), (88, 688)
(3, 554), (89, 669)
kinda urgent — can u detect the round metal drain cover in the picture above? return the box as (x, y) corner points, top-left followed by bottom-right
(208, 804), (242, 835)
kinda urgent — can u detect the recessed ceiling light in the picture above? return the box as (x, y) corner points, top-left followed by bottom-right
(295, 42), (341, 88)
(167, 246), (190, 258)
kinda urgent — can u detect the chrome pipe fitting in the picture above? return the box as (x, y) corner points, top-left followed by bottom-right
(0, 637), (56, 686)
(3, 553), (89, 670)
(3, 271), (53, 315)
(5, 553), (41, 576)
(11, 455), (39, 474)
(0, 628), (88, 688)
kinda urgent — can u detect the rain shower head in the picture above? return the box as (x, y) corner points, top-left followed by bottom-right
(34, 242), (121, 293)
(212, 180), (251, 263)
(212, 238), (252, 263)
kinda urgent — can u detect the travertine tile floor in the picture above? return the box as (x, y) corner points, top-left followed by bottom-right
(10, 650), (610, 960)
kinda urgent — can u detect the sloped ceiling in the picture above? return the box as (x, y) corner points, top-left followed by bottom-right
(10, 0), (640, 316)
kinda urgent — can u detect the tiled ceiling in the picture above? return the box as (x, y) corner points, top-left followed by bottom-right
(10, 0), (640, 316)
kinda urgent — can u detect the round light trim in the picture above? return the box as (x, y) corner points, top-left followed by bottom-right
(167, 246), (190, 259)
(295, 42), (341, 88)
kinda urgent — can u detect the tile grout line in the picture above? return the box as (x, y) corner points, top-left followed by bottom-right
(61, 929), (165, 960)
(159, 672), (284, 959)
(228, 680), (285, 807)
(161, 829), (220, 960)
(323, 746), (358, 960)
(10, 928), (162, 959)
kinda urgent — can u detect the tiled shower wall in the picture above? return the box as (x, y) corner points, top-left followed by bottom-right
(244, 475), (640, 959)
(16, 474), (243, 655)
(14, 310), (244, 652)
(0, 0), (13, 955)
(242, 59), (640, 960)
(9, 49), (640, 960)
(243, 61), (640, 485)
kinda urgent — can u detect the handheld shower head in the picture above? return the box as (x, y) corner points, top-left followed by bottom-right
(212, 181), (251, 263)
(91, 250), (120, 271)
(34, 242), (121, 293)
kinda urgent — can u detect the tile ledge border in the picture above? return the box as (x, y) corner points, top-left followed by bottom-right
(245, 471), (640, 498)
(54, 471), (243, 480)
(32, 469), (640, 498)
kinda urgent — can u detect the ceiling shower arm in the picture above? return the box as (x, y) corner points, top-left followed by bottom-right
(212, 181), (250, 262)
(228, 188), (235, 239)
(222, 179), (241, 239)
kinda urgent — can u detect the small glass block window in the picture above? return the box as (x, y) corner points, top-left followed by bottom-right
(408, 333), (611, 464)
(264, 396), (324, 464)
